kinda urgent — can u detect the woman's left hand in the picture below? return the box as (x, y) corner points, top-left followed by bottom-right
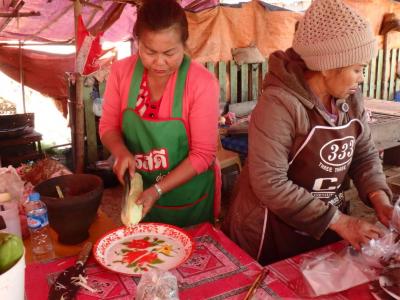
(369, 190), (393, 227)
(135, 186), (159, 219)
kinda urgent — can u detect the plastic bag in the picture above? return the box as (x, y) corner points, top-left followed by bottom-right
(17, 158), (72, 187)
(390, 195), (400, 233)
(359, 230), (400, 268)
(136, 270), (179, 300)
(0, 167), (24, 204)
(301, 251), (375, 297)
(92, 97), (103, 117)
(359, 197), (400, 268)
(299, 200), (400, 297)
(0, 166), (28, 238)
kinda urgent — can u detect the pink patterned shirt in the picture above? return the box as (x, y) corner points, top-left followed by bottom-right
(134, 71), (162, 119)
(99, 55), (220, 173)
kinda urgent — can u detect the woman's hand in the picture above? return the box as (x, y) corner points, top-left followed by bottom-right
(135, 186), (160, 218)
(329, 214), (383, 251)
(369, 190), (394, 227)
(101, 130), (136, 184)
(113, 148), (136, 184)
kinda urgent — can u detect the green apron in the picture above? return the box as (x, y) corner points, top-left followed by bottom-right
(122, 56), (215, 227)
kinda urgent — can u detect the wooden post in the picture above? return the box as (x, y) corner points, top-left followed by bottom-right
(67, 75), (77, 170)
(74, 0), (85, 173)
(382, 34), (389, 100)
(378, 13), (400, 100)
(18, 41), (26, 113)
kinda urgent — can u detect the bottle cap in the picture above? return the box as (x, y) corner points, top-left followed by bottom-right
(29, 192), (41, 202)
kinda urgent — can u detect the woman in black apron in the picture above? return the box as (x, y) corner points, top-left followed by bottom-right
(223, 0), (395, 264)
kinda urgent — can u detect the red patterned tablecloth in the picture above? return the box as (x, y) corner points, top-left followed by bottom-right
(26, 223), (273, 300)
(264, 241), (377, 300)
(26, 223), (378, 300)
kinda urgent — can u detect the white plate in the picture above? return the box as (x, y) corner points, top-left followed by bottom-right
(93, 223), (194, 276)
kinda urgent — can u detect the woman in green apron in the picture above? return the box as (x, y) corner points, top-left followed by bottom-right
(100, 0), (221, 227)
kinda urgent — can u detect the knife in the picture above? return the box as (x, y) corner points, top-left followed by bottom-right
(48, 242), (93, 300)
(121, 170), (131, 213)
(0, 215), (6, 230)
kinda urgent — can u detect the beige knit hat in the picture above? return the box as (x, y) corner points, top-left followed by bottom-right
(293, 0), (378, 71)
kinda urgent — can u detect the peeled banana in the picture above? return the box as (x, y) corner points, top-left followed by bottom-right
(121, 173), (144, 226)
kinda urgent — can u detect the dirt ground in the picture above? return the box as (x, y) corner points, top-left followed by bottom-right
(100, 185), (124, 226)
(100, 177), (381, 227)
(348, 189), (377, 223)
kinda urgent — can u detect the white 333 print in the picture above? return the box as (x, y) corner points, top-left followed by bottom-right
(320, 136), (355, 167)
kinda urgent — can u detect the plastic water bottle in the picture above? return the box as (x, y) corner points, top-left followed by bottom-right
(25, 192), (54, 261)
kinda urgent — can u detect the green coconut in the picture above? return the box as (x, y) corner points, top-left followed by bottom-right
(0, 232), (24, 274)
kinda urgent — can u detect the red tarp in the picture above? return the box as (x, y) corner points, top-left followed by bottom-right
(0, 46), (74, 115)
(0, 0), (136, 43)
(2, 0), (400, 109)
(0, 0), (218, 43)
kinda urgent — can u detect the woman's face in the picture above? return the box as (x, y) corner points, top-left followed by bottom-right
(323, 63), (366, 99)
(138, 26), (185, 79)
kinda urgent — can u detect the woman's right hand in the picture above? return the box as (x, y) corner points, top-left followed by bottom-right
(113, 148), (136, 184)
(329, 214), (383, 251)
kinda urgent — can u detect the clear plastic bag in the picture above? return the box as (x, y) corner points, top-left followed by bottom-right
(359, 230), (399, 268)
(299, 199), (400, 297)
(136, 270), (179, 300)
(390, 195), (400, 233)
(359, 197), (400, 268)
(0, 166), (25, 204)
(300, 251), (375, 297)
(92, 97), (103, 117)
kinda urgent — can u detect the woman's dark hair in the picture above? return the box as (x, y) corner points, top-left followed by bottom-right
(134, 0), (189, 43)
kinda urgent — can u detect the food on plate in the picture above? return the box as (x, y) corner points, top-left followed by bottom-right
(121, 173), (144, 226)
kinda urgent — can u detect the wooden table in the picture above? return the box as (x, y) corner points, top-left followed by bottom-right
(25, 222), (387, 299)
(24, 210), (116, 264)
(222, 99), (400, 164)
(25, 223), (263, 299)
(365, 99), (400, 165)
(263, 241), (384, 299)
(364, 99), (400, 116)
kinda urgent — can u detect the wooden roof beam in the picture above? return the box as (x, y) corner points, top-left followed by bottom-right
(79, 1), (103, 10)
(380, 13), (400, 35)
(68, 0), (103, 10)
(0, 0), (24, 32)
(0, 11), (41, 18)
(104, 0), (143, 5)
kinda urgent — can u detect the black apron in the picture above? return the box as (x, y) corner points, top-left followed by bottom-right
(259, 105), (363, 265)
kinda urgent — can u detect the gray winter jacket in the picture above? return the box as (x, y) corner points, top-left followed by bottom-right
(223, 48), (392, 260)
